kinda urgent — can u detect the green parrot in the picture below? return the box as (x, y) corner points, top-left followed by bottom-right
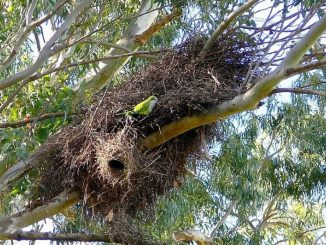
(126, 95), (158, 116)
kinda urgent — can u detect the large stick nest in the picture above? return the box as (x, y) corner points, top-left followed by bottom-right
(31, 32), (261, 220)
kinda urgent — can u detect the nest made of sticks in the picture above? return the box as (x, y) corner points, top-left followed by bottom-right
(31, 32), (261, 220)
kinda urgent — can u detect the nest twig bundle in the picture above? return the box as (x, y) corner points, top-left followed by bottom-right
(31, 33), (261, 220)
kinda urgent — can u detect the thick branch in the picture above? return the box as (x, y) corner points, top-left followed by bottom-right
(0, 231), (111, 243)
(173, 230), (210, 245)
(79, 0), (159, 93)
(271, 87), (326, 96)
(199, 0), (259, 57)
(0, 191), (80, 233)
(0, 159), (32, 193)
(0, 155), (16, 184)
(142, 13), (326, 149)
(0, 112), (66, 129)
(134, 9), (182, 45)
(81, 4), (181, 93)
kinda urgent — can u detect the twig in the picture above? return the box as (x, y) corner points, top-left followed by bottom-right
(285, 58), (326, 77)
(199, 0), (259, 57)
(299, 81), (326, 88)
(0, 0), (68, 72)
(209, 200), (237, 240)
(0, 112), (66, 129)
(0, 0), (93, 91)
(0, 231), (112, 243)
(271, 87), (326, 96)
(49, 49), (168, 71)
(141, 12), (326, 149)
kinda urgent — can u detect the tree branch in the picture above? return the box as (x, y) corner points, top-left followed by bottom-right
(0, 190), (80, 233)
(0, 0), (92, 90)
(0, 0), (68, 73)
(199, 0), (259, 57)
(209, 201), (237, 240)
(26, 0), (38, 25)
(0, 231), (112, 243)
(172, 201), (237, 244)
(0, 79), (31, 114)
(285, 58), (326, 77)
(134, 9), (182, 45)
(173, 229), (210, 245)
(0, 159), (32, 193)
(0, 49), (167, 110)
(81, 4), (182, 94)
(271, 87), (326, 96)
(0, 155), (17, 185)
(81, 39), (159, 59)
(41, 49), (168, 75)
(78, 0), (160, 93)
(142, 13), (326, 149)
(0, 112), (66, 129)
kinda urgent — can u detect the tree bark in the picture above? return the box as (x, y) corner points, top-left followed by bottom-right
(0, 191), (79, 233)
(80, 4), (181, 94)
(0, 0), (93, 90)
(142, 14), (326, 149)
(79, 0), (160, 93)
(0, 231), (112, 243)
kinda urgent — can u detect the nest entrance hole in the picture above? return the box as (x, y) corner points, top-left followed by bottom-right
(33, 33), (262, 219)
(108, 159), (125, 176)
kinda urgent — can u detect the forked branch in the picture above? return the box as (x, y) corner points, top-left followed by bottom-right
(199, 0), (260, 57)
(0, 0), (68, 73)
(142, 14), (326, 149)
(0, 0), (93, 91)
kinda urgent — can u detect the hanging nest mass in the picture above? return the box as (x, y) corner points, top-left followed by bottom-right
(31, 33), (261, 218)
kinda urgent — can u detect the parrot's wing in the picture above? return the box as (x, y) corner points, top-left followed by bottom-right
(133, 98), (151, 115)
(133, 101), (146, 112)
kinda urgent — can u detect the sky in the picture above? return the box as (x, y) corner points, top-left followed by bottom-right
(4, 0), (326, 244)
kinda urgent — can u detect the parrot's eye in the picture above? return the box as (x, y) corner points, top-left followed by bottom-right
(108, 159), (125, 175)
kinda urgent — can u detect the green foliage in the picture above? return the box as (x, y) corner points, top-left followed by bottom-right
(141, 68), (326, 243)
(0, 0), (325, 244)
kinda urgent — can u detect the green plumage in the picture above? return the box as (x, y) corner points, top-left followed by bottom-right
(126, 95), (158, 116)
